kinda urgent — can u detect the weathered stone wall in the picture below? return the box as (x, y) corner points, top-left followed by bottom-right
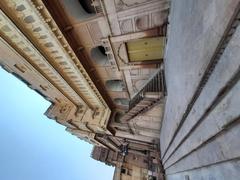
(160, 0), (240, 179)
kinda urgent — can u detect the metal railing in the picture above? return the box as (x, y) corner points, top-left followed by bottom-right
(129, 68), (166, 110)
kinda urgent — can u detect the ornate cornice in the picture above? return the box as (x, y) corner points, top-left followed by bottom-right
(0, 10), (85, 106)
(0, 0), (109, 110)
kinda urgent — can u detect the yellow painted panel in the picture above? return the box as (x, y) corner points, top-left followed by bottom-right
(127, 37), (165, 62)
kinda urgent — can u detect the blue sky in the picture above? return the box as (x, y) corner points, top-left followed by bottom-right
(0, 67), (114, 180)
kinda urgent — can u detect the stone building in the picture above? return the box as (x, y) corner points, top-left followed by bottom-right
(92, 145), (162, 180)
(1, 0), (240, 180)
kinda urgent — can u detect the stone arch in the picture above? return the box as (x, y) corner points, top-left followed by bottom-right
(114, 112), (124, 123)
(62, 0), (95, 20)
(91, 46), (108, 66)
(106, 80), (124, 91)
(114, 98), (129, 106)
(78, 0), (96, 14)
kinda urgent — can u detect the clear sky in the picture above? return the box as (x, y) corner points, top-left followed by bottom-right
(0, 67), (114, 180)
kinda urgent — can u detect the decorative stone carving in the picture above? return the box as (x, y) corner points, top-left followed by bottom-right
(135, 15), (149, 31)
(120, 19), (133, 34)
